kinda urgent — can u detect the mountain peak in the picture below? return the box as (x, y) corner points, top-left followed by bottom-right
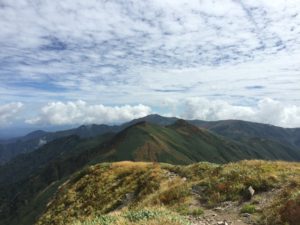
(171, 119), (198, 129)
(24, 130), (47, 139)
(169, 119), (207, 134)
(174, 119), (190, 126)
(128, 114), (178, 126)
(132, 121), (149, 127)
(142, 114), (164, 119)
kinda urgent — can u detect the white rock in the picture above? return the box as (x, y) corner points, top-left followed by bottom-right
(248, 186), (255, 196)
(217, 221), (229, 225)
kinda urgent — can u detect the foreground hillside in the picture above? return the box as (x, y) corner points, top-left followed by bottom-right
(37, 160), (300, 225)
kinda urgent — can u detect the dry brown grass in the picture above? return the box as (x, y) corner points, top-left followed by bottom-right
(36, 160), (300, 225)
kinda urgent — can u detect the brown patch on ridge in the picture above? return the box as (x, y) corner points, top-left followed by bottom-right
(134, 141), (161, 162)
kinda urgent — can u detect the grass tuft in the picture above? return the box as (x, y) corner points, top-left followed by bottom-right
(240, 204), (256, 214)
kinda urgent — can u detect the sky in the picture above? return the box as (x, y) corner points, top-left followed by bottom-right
(1, 0), (300, 136)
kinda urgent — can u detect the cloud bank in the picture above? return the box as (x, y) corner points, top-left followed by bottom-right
(12, 98), (299, 128)
(180, 97), (300, 128)
(26, 100), (151, 125)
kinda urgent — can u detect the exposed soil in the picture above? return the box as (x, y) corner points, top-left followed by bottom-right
(189, 208), (251, 225)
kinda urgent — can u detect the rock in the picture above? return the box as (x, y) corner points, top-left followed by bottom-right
(242, 213), (251, 217)
(220, 201), (235, 210)
(214, 207), (224, 212)
(217, 221), (229, 225)
(192, 184), (207, 194)
(166, 171), (178, 180)
(248, 186), (255, 197)
(115, 192), (135, 210)
(125, 192), (134, 201)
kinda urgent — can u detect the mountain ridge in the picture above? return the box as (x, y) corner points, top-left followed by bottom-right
(1, 114), (300, 165)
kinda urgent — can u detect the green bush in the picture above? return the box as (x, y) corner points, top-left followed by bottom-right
(124, 210), (162, 222)
(74, 215), (116, 225)
(241, 204), (256, 214)
(176, 205), (203, 216)
(190, 208), (204, 216)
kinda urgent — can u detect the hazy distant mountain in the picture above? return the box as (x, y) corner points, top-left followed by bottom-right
(192, 119), (300, 147)
(0, 124), (118, 164)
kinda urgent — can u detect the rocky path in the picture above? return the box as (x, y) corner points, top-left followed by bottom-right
(189, 209), (250, 225)
(164, 169), (260, 225)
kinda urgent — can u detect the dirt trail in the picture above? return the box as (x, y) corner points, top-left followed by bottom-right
(189, 209), (250, 225)
(164, 169), (259, 225)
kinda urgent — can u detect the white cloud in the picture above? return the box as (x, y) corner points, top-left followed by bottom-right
(26, 100), (152, 125)
(180, 97), (300, 128)
(0, 1), (300, 127)
(0, 102), (24, 126)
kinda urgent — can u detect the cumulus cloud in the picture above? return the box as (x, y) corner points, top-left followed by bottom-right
(180, 97), (300, 128)
(1, 1), (300, 127)
(26, 100), (152, 125)
(0, 102), (24, 126)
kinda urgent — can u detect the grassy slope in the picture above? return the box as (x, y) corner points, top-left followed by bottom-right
(0, 134), (114, 225)
(36, 160), (300, 225)
(98, 120), (300, 164)
(195, 119), (300, 148)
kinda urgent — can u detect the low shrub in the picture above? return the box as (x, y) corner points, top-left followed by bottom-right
(124, 210), (163, 222)
(240, 204), (256, 214)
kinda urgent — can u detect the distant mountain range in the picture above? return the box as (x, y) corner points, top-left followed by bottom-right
(1, 114), (300, 165)
(0, 114), (300, 224)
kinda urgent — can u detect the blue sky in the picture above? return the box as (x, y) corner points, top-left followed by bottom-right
(1, 0), (300, 132)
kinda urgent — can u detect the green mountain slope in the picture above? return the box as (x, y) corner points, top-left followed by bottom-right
(94, 120), (300, 164)
(0, 133), (114, 225)
(2, 114), (300, 165)
(192, 119), (300, 147)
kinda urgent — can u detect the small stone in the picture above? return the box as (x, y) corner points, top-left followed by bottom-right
(125, 192), (134, 200)
(214, 207), (223, 212)
(248, 186), (255, 197)
(242, 213), (251, 217)
(217, 221), (229, 225)
(192, 185), (207, 194)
